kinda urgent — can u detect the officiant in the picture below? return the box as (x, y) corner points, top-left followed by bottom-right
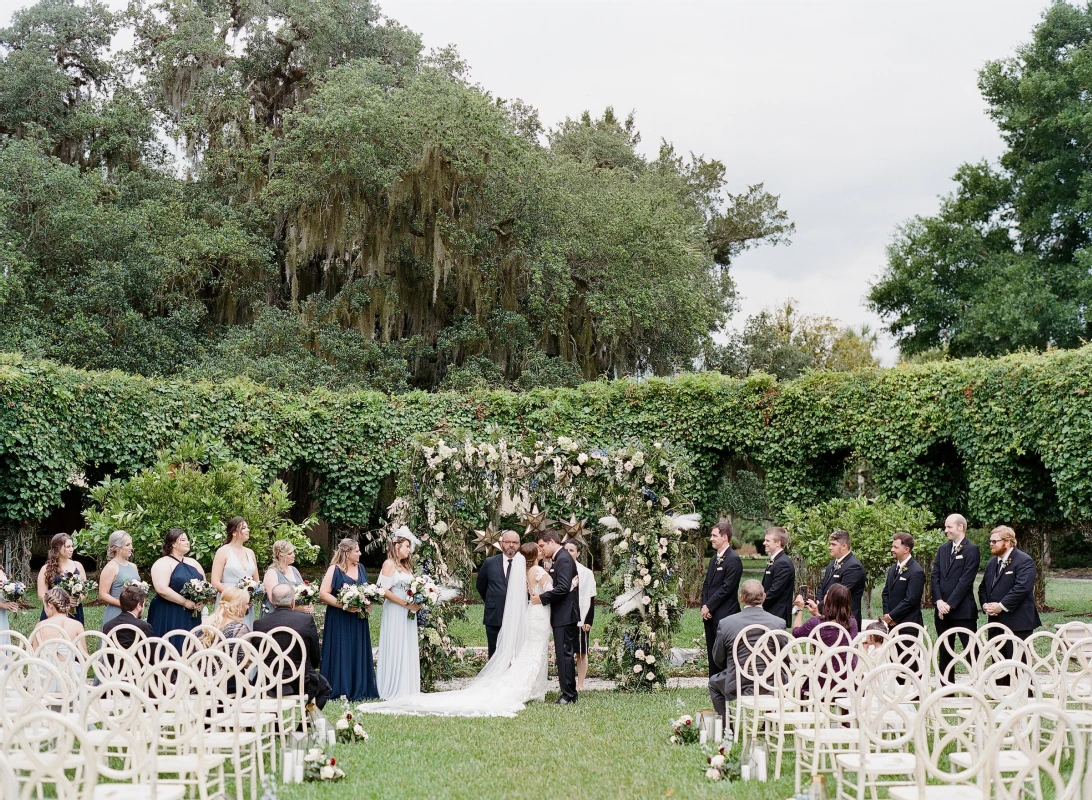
(476, 530), (523, 657)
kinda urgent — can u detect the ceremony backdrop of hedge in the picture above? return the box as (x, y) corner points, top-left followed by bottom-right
(0, 345), (1089, 584)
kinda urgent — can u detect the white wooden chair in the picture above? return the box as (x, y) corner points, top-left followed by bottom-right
(794, 644), (867, 794)
(733, 626), (789, 752)
(757, 636), (814, 780)
(833, 662), (922, 800)
(989, 703), (1085, 800)
(729, 623), (783, 744)
(2, 710), (97, 800)
(888, 684), (992, 800)
(243, 627), (310, 777)
(930, 624), (980, 687)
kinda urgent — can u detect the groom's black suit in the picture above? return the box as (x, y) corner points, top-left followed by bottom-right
(539, 546), (579, 703)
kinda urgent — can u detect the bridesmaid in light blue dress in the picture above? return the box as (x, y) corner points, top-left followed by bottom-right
(98, 530), (141, 628)
(0, 564), (19, 646)
(375, 532), (421, 701)
(210, 518), (260, 627)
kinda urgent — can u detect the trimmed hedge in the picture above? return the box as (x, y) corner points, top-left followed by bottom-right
(1, 345), (1090, 542)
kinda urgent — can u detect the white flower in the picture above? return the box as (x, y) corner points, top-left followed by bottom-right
(557, 436), (573, 450)
(320, 765), (335, 780)
(660, 496), (670, 507)
(577, 453), (588, 464)
(641, 596), (651, 605)
(435, 471), (444, 482)
(624, 460), (634, 472)
(645, 655), (655, 664)
(634, 649), (645, 659)
(353, 724), (366, 738)
(706, 767), (721, 781)
(570, 465), (581, 475)
(710, 754), (725, 768)
(433, 521), (448, 534)
(645, 473), (654, 484)
(335, 719), (349, 730)
(535, 455), (544, 465)
(654, 442), (662, 449)
(645, 672), (655, 680)
(633, 664), (643, 673)
(669, 735), (678, 744)
(632, 452), (644, 466)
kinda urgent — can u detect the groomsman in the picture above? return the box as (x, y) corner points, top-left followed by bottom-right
(931, 513), (980, 684)
(881, 533), (925, 629)
(804, 529), (865, 629)
(761, 527), (795, 628)
(979, 525), (1040, 650)
(475, 530), (522, 658)
(700, 519), (743, 670)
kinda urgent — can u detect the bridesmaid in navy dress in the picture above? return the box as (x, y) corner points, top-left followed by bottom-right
(148, 528), (206, 652)
(319, 538), (379, 701)
(36, 533), (86, 624)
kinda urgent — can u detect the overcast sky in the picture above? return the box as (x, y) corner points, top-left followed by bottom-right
(1, 0), (1050, 363)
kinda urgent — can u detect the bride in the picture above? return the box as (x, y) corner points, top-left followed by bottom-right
(356, 542), (552, 717)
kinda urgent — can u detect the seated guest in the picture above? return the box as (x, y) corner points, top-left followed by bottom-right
(253, 583), (332, 709)
(792, 583), (858, 647)
(858, 622), (889, 655)
(708, 579), (787, 720)
(102, 585), (155, 648)
(202, 587), (251, 647)
(31, 588), (88, 657)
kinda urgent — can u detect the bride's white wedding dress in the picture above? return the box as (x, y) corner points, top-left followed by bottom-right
(355, 553), (551, 717)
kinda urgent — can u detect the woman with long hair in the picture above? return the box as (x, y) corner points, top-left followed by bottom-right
(375, 532), (421, 701)
(148, 528), (206, 652)
(36, 533), (86, 623)
(30, 587), (87, 656)
(98, 530), (141, 628)
(319, 538), (379, 701)
(202, 587), (251, 646)
(262, 540), (310, 616)
(210, 517), (260, 626)
(792, 583), (858, 646)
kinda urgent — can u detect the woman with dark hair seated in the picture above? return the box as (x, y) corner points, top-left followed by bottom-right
(792, 583), (858, 647)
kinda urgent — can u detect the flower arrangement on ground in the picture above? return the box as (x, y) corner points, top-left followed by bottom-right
(303, 748), (344, 782)
(669, 714), (700, 745)
(334, 710), (369, 744)
(702, 742), (741, 782)
(57, 572), (96, 606)
(294, 581), (320, 605)
(180, 578), (217, 617)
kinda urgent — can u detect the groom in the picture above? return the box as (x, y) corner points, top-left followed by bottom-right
(530, 530), (579, 704)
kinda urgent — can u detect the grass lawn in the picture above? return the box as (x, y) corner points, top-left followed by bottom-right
(281, 689), (795, 800)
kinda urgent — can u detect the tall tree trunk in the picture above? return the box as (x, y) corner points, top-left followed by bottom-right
(5, 520), (35, 584)
(1018, 523), (1053, 610)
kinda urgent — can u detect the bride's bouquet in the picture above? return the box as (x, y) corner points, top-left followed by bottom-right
(57, 572), (96, 606)
(406, 574), (440, 619)
(236, 576), (265, 605)
(180, 578), (217, 618)
(295, 581), (320, 605)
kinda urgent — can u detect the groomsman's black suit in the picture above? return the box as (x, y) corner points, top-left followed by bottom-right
(978, 547), (1040, 638)
(931, 537), (980, 683)
(761, 550), (795, 628)
(815, 552), (866, 629)
(539, 546), (580, 703)
(881, 557), (925, 627)
(253, 606), (332, 709)
(476, 552), (514, 657)
(701, 546), (743, 670)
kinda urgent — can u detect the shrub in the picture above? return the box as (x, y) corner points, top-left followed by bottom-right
(78, 438), (320, 569)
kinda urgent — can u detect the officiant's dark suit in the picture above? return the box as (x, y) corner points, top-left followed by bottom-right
(701, 546), (742, 670)
(476, 552), (514, 658)
(539, 542), (580, 703)
(931, 536), (980, 683)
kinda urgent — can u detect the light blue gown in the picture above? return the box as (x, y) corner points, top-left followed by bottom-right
(375, 569), (420, 701)
(101, 562), (140, 627)
(218, 548), (258, 627)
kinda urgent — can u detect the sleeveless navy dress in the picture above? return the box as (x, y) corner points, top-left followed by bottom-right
(40, 572), (85, 624)
(321, 564), (379, 701)
(148, 557), (204, 652)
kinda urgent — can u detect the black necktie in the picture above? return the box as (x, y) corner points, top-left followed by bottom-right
(505, 558), (512, 578)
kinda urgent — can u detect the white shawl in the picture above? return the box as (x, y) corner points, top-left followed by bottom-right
(575, 562), (596, 623)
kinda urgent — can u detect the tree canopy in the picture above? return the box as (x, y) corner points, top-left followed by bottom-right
(0, 0), (794, 391)
(870, 2), (1092, 358)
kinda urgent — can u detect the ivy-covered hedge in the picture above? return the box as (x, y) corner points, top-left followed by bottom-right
(1, 346), (1090, 543)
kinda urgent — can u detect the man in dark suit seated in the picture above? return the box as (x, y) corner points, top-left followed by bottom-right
(979, 524), (1040, 674)
(707, 579), (789, 720)
(102, 585), (155, 648)
(253, 583), (332, 709)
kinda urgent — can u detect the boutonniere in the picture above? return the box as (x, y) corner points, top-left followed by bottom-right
(897, 564), (906, 575)
(999, 556), (1011, 570)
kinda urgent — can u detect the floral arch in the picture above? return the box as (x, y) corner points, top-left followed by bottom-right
(385, 434), (697, 691)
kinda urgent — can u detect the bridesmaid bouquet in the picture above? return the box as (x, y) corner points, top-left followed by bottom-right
(181, 578), (217, 618)
(0, 579), (28, 609)
(303, 749), (345, 782)
(57, 572), (96, 606)
(124, 579), (151, 594)
(236, 577), (265, 605)
(406, 574), (440, 619)
(294, 581), (320, 605)
(336, 584), (381, 619)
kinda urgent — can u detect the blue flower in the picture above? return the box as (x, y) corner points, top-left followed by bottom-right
(641, 487), (657, 501)
(530, 478), (539, 490)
